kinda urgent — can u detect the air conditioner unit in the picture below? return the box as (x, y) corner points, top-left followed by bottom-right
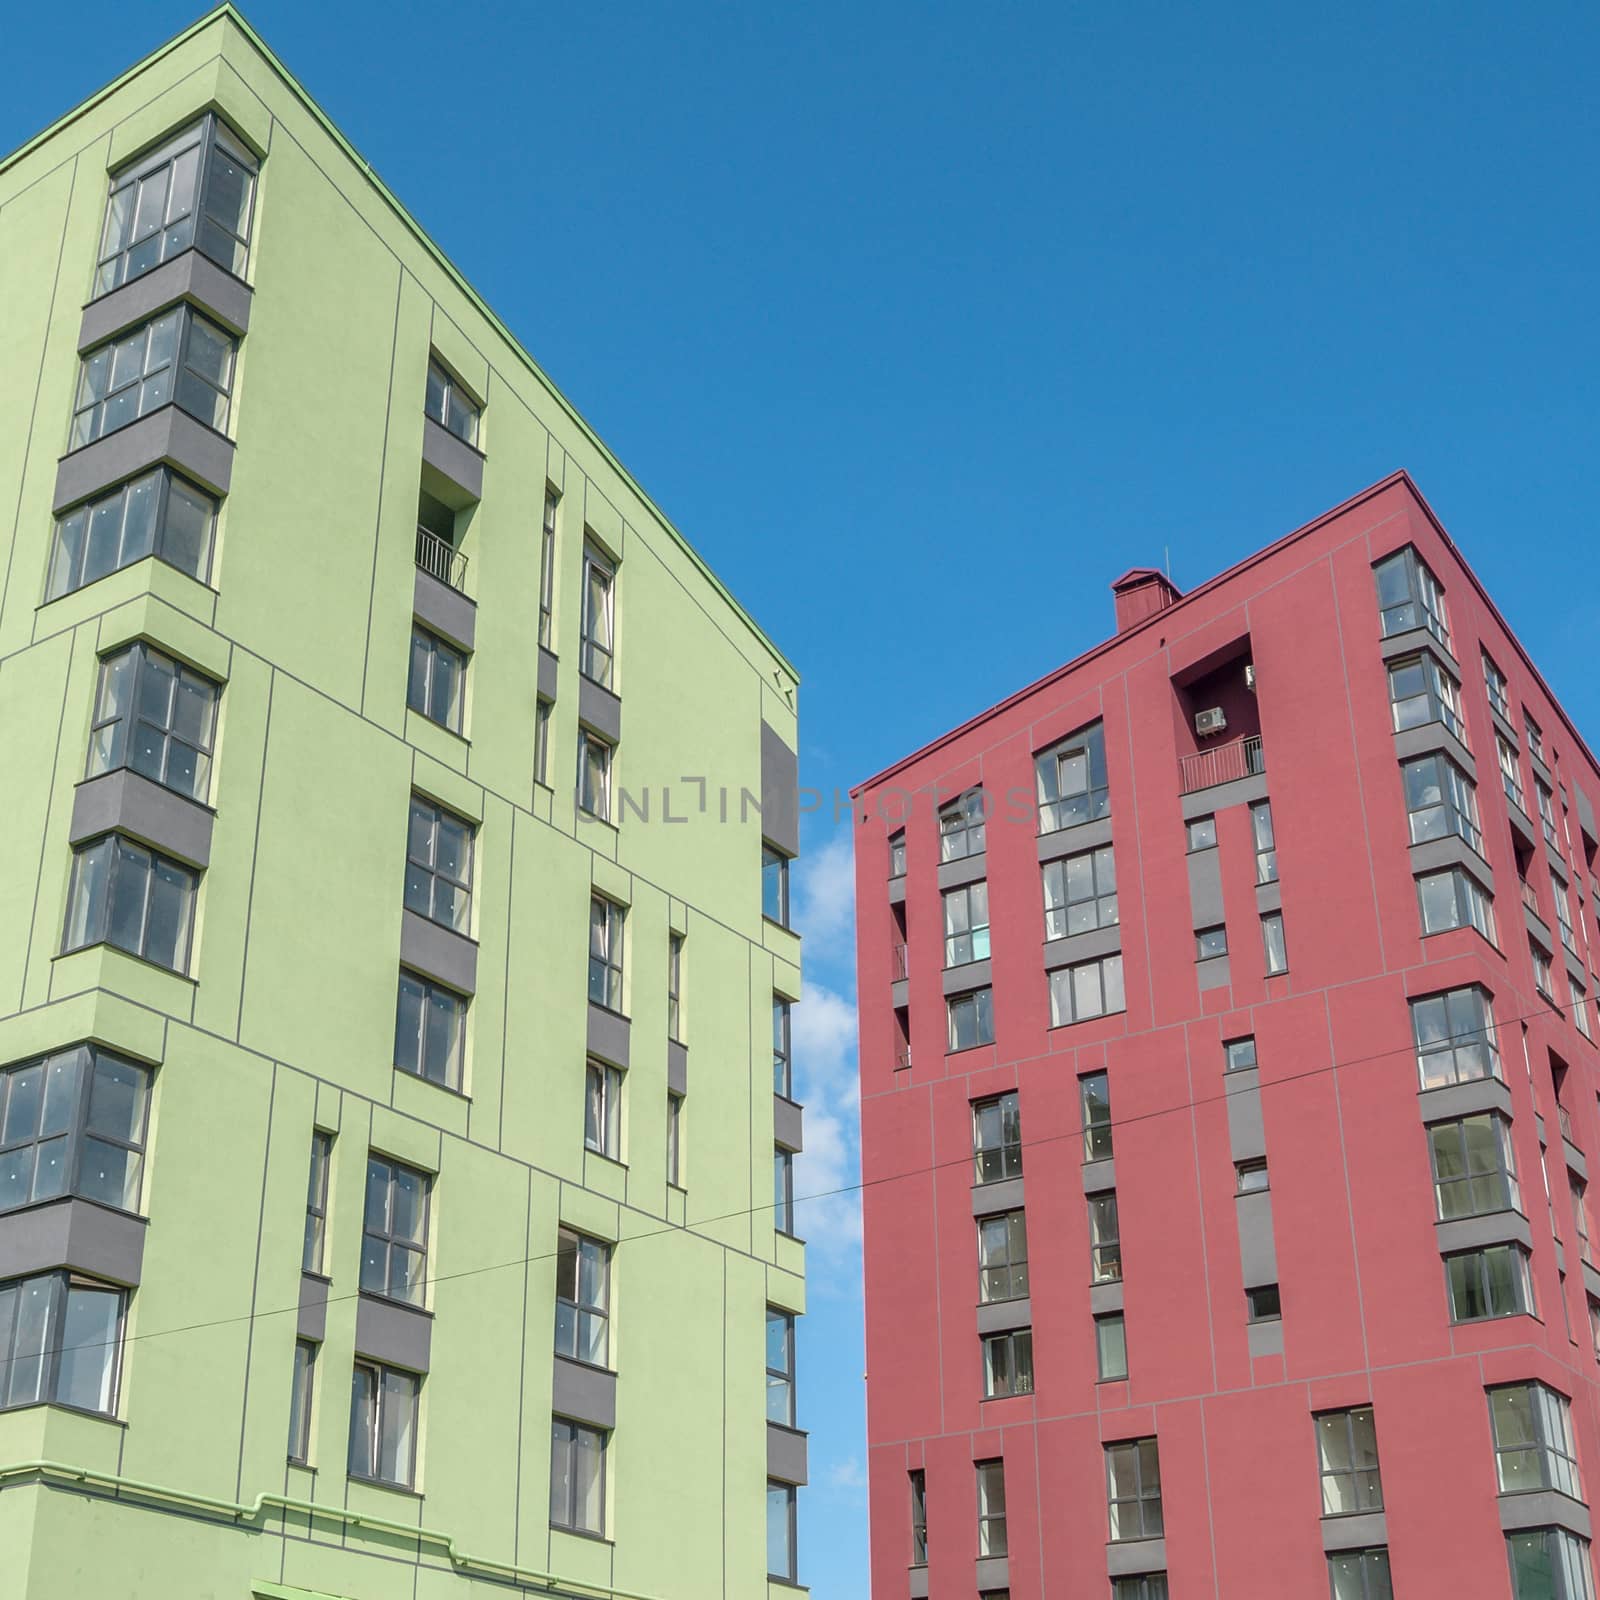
(1244, 664), (1256, 691)
(1194, 707), (1227, 736)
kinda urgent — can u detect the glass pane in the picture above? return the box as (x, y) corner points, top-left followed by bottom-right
(389, 1165), (426, 1244)
(38, 1052), (80, 1138)
(0, 1147), (34, 1212)
(393, 976), (423, 1073)
(145, 857), (194, 969)
(348, 1365), (377, 1478)
(160, 478), (213, 578)
(422, 988), (462, 1084)
(575, 1425), (604, 1531)
(78, 1138), (138, 1210)
(121, 474), (159, 563)
(390, 1245), (426, 1306)
(8, 1277), (53, 1407)
(2, 1065), (43, 1144)
(184, 318), (233, 388)
(550, 1423), (573, 1524)
(55, 1286), (120, 1412)
(378, 1368), (416, 1484)
(83, 498), (125, 586)
(65, 840), (111, 951)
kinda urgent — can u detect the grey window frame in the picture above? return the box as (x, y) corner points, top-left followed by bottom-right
(1090, 1192), (1122, 1284)
(538, 487), (558, 649)
(47, 467), (217, 601)
(981, 1327), (1033, 1398)
(578, 539), (616, 688)
(1328, 1548), (1394, 1600)
(888, 831), (906, 879)
(1187, 815), (1217, 852)
(1196, 924), (1228, 961)
(1252, 801), (1277, 883)
(773, 995), (792, 1098)
(1483, 653), (1511, 719)
(1490, 1383), (1582, 1499)
(1096, 1312), (1128, 1380)
(583, 1058), (624, 1161)
(1416, 867), (1495, 942)
(1236, 1158), (1269, 1193)
(1113, 1580), (1170, 1600)
(1225, 1036), (1258, 1072)
(403, 794), (474, 933)
(1261, 910), (1289, 973)
(1556, 887), (1578, 956)
(666, 1089), (684, 1187)
(909, 1468), (928, 1565)
(555, 1227), (611, 1368)
(1527, 717), (1547, 760)
(551, 1416), (607, 1535)
(1374, 545), (1449, 646)
(1575, 1177), (1594, 1265)
(1035, 722), (1109, 834)
(1531, 942), (1553, 999)
(407, 624), (466, 734)
(668, 932), (684, 1043)
(577, 728), (613, 821)
(1507, 1528), (1595, 1600)
(1411, 986), (1500, 1089)
(588, 896), (625, 1012)
(1427, 1112), (1519, 1220)
(766, 1306), (796, 1426)
(87, 641), (220, 804)
(1105, 1436), (1163, 1541)
(348, 1359), (419, 1488)
(1539, 780), (1561, 848)
(302, 1129), (332, 1273)
(1316, 1406), (1383, 1515)
(0, 1044), (150, 1218)
(1446, 1243), (1533, 1323)
(0, 1270), (125, 1417)
(93, 114), (256, 295)
(1049, 954), (1126, 1026)
(393, 968), (467, 1091)
(975, 1458), (1007, 1557)
(534, 697), (552, 788)
(774, 1146), (795, 1236)
(977, 1209), (1028, 1302)
(939, 789), (987, 860)
(1498, 733), (1527, 812)
(1043, 845), (1118, 940)
(1081, 1071), (1112, 1161)
(424, 357), (480, 446)
(287, 1337), (316, 1464)
(360, 1154), (430, 1309)
(972, 1092), (1022, 1184)
(948, 987), (995, 1052)
(943, 880), (991, 967)
(1403, 752), (1482, 855)
(767, 1477), (798, 1579)
(1247, 1283), (1282, 1321)
(69, 305), (237, 451)
(63, 832), (197, 973)
(762, 845), (790, 926)
(1388, 653), (1466, 743)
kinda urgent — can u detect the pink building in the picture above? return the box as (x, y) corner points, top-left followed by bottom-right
(853, 473), (1600, 1600)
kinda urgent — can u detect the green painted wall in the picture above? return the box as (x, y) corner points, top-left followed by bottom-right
(0, 9), (806, 1598)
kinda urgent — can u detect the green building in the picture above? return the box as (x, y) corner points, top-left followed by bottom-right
(0, 9), (808, 1597)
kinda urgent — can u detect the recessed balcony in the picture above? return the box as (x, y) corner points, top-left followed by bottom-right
(1178, 734), (1265, 796)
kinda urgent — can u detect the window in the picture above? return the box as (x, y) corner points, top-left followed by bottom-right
(393, 970), (466, 1090)
(69, 306), (236, 449)
(287, 1338), (316, 1464)
(424, 357), (479, 445)
(1499, 734), (1527, 813)
(554, 1228), (610, 1367)
(1411, 986), (1500, 1089)
(1329, 1549), (1395, 1600)
(360, 1155), (429, 1308)
(94, 116), (255, 293)
(1417, 868), (1494, 941)
(1533, 943), (1555, 1000)
(87, 642), (219, 804)
(1252, 801), (1278, 883)
(577, 541), (616, 688)
(1507, 1529), (1595, 1600)
(1048, 955), (1126, 1026)
(1557, 889), (1578, 956)
(1540, 781), (1561, 848)
(1196, 925), (1228, 961)
(943, 881), (990, 967)
(1113, 1581), (1169, 1600)
(1236, 1158), (1269, 1193)
(668, 933), (684, 1042)
(972, 1093), (1022, 1184)
(774, 1147), (795, 1235)
(1035, 723), (1109, 833)
(1490, 1383), (1582, 1498)
(63, 834), (196, 972)
(762, 845), (791, 925)
(1247, 1283), (1282, 1321)
(408, 625), (466, 734)
(577, 730), (613, 821)
(0, 1045), (149, 1215)
(1576, 982), (1594, 1042)
(1484, 653), (1511, 720)
(772, 996), (792, 1097)
(1096, 1312), (1128, 1380)
(766, 1307), (796, 1425)
(588, 897), (625, 1011)
(1527, 718), (1547, 761)
(534, 698), (552, 787)
(948, 987), (995, 1051)
(1446, 1243), (1532, 1322)
(0, 1271), (124, 1415)
(403, 795), (473, 933)
(1316, 1406), (1382, 1514)
(1389, 654), (1466, 742)
(302, 1130), (332, 1273)
(1428, 1114), (1519, 1220)
(538, 488), (558, 648)
(1225, 1036), (1258, 1073)
(1081, 1072), (1112, 1161)
(975, 1459), (1007, 1556)
(1043, 846), (1118, 939)
(47, 468), (216, 600)
(909, 1469), (927, 1565)
(939, 790), (987, 860)
(1105, 1437), (1163, 1541)
(584, 1059), (624, 1161)
(348, 1359), (421, 1486)
(1089, 1192), (1121, 1284)
(767, 1479), (798, 1580)
(982, 1328), (1033, 1397)
(666, 1090), (684, 1186)
(1186, 815), (1217, 852)
(888, 831), (906, 879)
(1261, 911), (1288, 974)
(1374, 546), (1449, 646)
(1403, 753), (1483, 854)
(551, 1418), (606, 1534)
(1574, 1177), (1593, 1264)
(977, 1210), (1028, 1302)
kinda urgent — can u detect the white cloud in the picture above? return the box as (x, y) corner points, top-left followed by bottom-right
(793, 831), (856, 960)
(825, 1456), (867, 1492)
(795, 1100), (862, 1269)
(794, 984), (857, 1099)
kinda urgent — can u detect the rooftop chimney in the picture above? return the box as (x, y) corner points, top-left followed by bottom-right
(1111, 567), (1182, 634)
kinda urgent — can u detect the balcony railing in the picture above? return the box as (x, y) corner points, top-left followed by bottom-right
(416, 525), (468, 592)
(1522, 879), (1541, 917)
(891, 942), (909, 981)
(1559, 1103), (1575, 1142)
(1178, 734), (1264, 796)
(895, 1044), (912, 1072)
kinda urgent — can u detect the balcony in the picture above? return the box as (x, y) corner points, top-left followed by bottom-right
(1522, 878), (1541, 916)
(891, 942), (908, 981)
(895, 1044), (912, 1072)
(415, 525), (468, 593)
(1178, 734), (1264, 796)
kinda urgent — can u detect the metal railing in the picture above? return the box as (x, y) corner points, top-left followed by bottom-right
(1178, 734), (1264, 796)
(895, 1044), (912, 1072)
(891, 942), (909, 981)
(1559, 1104), (1575, 1141)
(1522, 879), (1541, 917)
(415, 525), (468, 593)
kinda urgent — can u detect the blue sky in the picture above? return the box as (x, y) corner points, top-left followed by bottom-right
(9, 2), (1600, 1594)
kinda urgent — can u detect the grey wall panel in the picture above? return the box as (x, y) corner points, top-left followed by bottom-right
(69, 770), (214, 868)
(586, 1004), (630, 1067)
(1246, 1318), (1284, 1357)
(667, 1040), (688, 1096)
(1197, 954), (1232, 992)
(1106, 1539), (1167, 1577)
(1498, 1491), (1591, 1538)
(54, 404), (235, 509)
(1081, 1158), (1116, 1195)
(1042, 924), (1122, 970)
(1434, 1210), (1533, 1254)
(1225, 1074), (1266, 1161)
(975, 1297), (1031, 1335)
(888, 876), (907, 906)
(890, 978), (909, 1009)
(1409, 833), (1494, 894)
(1235, 1190), (1278, 1287)
(1322, 1512), (1387, 1552)
(79, 249), (253, 348)
(551, 1355), (617, 1430)
(1089, 1282), (1124, 1315)
(942, 958), (992, 997)
(578, 676), (623, 745)
(1037, 815), (1114, 863)
(908, 1567), (929, 1599)
(1562, 1137), (1588, 1183)
(0, 1199), (146, 1286)
(1187, 848), (1225, 929)
(1392, 721), (1477, 783)
(537, 647), (559, 701)
(1417, 1077), (1513, 1123)
(774, 1094), (804, 1153)
(354, 1294), (432, 1372)
(935, 854), (986, 892)
(759, 720), (799, 857)
(1377, 625), (1459, 674)
(420, 415), (483, 502)
(412, 567), (476, 652)
(766, 1423), (809, 1486)
(971, 1177), (1024, 1218)
(1180, 770), (1268, 821)
(1577, 786), (1598, 846)
(975, 1558), (1009, 1591)
(400, 910), (478, 996)
(298, 1272), (329, 1342)
(1255, 881), (1282, 914)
